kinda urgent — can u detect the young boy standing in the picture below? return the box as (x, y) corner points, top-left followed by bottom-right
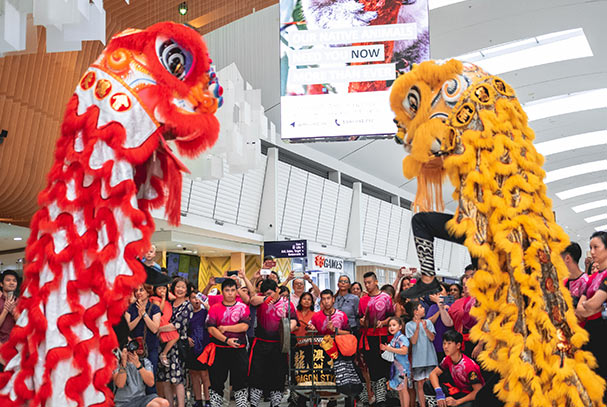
(429, 330), (484, 407)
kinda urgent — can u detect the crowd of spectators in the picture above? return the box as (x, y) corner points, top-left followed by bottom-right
(1, 231), (605, 407)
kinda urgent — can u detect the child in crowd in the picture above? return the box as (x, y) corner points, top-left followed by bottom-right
(380, 317), (410, 407)
(151, 285), (179, 367)
(405, 301), (437, 407)
(429, 330), (484, 407)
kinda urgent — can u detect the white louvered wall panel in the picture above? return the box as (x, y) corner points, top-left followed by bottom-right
(405, 229), (420, 268)
(399, 209), (412, 261)
(374, 201), (392, 256)
(237, 157), (266, 229)
(300, 174), (324, 240)
(443, 242), (454, 272)
(385, 205), (402, 258)
(435, 239), (453, 274)
(181, 179), (193, 213)
(214, 161), (243, 224)
(277, 162), (291, 235)
(360, 194), (371, 253)
(332, 185), (352, 248)
(281, 166), (308, 238)
(398, 208), (412, 261)
(434, 239), (446, 273)
(188, 178), (219, 219)
(316, 179), (339, 245)
(363, 196), (380, 254)
(448, 244), (469, 277)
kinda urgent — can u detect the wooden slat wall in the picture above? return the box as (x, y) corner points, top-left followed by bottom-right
(0, 0), (277, 225)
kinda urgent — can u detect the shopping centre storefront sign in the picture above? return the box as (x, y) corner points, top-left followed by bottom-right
(313, 254), (344, 273)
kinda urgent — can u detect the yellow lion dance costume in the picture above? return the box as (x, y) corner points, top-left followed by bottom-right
(389, 59), (605, 407)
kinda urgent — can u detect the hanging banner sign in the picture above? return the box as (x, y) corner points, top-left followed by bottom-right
(279, 0), (430, 142)
(264, 240), (308, 258)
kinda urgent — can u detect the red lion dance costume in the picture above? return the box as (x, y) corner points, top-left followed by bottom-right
(0, 22), (221, 406)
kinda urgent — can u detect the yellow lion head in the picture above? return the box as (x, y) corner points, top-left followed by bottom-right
(390, 59), (490, 211)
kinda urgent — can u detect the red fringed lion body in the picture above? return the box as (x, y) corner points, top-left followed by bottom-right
(0, 22), (220, 406)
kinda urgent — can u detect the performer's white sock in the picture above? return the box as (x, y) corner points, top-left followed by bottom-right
(270, 390), (283, 407)
(235, 389), (249, 407)
(249, 388), (263, 407)
(374, 378), (387, 403)
(209, 390), (223, 407)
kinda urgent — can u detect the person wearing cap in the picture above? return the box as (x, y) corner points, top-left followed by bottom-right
(0, 269), (20, 347)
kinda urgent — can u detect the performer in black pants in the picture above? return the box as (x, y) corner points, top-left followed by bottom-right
(403, 212), (477, 299)
(248, 280), (298, 407)
(203, 279), (250, 407)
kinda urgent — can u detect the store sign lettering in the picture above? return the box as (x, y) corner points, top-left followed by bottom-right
(314, 255), (343, 271)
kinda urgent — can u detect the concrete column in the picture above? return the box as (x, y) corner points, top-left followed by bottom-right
(258, 147), (279, 240)
(328, 170), (341, 184)
(231, 252), (246, 271)
(346, 182), (363, 258)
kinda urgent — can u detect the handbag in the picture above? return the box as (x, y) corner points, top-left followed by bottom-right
(335, 334), (358, 357)
(177, 337), (190, 359)
(381, 350), (394, 362)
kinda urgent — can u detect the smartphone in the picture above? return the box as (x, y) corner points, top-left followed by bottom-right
(215, 277), (228, 284)
(260, 269), (271, 276)
(293, 271), (305, 278)
(441, 295), (455, 306)
(196, 292), (208, 302)
(227, 270), (239, 277)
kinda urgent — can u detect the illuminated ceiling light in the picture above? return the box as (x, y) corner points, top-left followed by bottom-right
(595, 224), (607, 232)
(13, 237), (22, 241)
(535, 130), (607, 156)
(456, 28), (593, 75)
(429, 0), (467, 10)
(523, 88), (607, 122)
(555, 182), (607, 200)
(585, 213), (607, 224)
(545, 160), (607, 184)
(178, 2), (188, 16)
(571, 199), (607, 213)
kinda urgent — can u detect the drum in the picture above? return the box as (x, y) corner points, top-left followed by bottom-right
(292, 336), (335, 387)
(279, 317), (291, 354)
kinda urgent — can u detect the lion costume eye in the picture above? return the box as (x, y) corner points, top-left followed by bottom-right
(403, 86), (420, 118)
(157, 39), (193, 80)
(442, 75), (469, 105)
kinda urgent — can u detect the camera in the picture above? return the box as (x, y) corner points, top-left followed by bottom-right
(127, 339), (140, 353)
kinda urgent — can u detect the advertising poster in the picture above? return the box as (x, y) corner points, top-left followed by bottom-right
(280, 0), (430, 142)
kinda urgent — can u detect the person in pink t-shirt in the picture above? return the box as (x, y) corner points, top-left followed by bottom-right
(249, 279), (298, 407)
(429, 330), (484, 407)
(0, 270), (20, 346)
(309, 289), (350, 335)
(205, 279), (250, 407)
(358, 272), (395, 406)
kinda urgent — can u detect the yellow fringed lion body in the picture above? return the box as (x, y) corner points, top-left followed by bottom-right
(390, 60), (605, 407)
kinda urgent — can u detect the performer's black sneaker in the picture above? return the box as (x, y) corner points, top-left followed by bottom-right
(400, 277), (442, 300)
